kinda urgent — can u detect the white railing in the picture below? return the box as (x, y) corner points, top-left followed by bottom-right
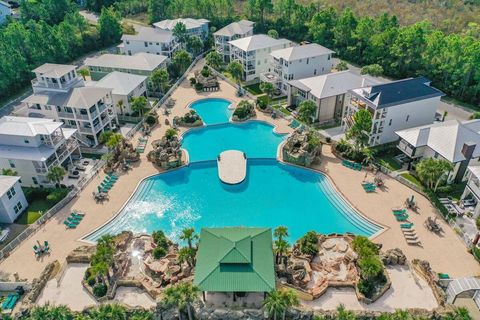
(0, 52), (210, 261)
(0, 160), (105, 261)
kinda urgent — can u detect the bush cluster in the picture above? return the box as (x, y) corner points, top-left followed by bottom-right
(352, 236), (386, 298)
(233, 100), (254, 119)
(299, 231), (318, 255)
(152, 230), (170, 260)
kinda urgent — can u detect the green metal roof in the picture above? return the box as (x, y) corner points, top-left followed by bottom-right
(194, 227), (275, 292)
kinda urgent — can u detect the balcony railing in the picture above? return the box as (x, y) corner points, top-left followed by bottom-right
(31, 77), (82, 91)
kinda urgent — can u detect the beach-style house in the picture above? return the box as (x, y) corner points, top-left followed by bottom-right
(0, 176), (28, 223)
(214, 20), (254, 62)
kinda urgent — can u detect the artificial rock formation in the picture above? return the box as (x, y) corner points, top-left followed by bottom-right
(380, 248), (407, 265)
(282, 130), (321, 167)
(147, 136), (182, 169)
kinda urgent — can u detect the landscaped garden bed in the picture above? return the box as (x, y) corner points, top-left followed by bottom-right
(174, 110), (203, 127)
(232, 100), (255, 122)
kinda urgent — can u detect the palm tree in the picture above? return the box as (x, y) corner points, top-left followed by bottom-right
(227, 61), (244, 85)
(443, 307), (471, 320)
(165, 128), (178, 140)
(164, 284), (187, 320)
(416, 158), (454, 191)
(205, 51), (223, 70)
(274, 226), (288, 242)
(260, 82), (275, 106)
(116, 99), (125, 115)
(280, 289), (299, 320)
(1, 168), (17, 176)
(172, 22), (188, 44)
(179, 282), (199, 320)
(29, 304), (75, 319)
(106, 133), (123, 150)
(46, 166), (66, 187)
(151, 68), (170, 95)
(178, 247), (195, 267)
(180, 228), (198, 250)
(173, 50), (193, 75)
(336, 304), (355, 320)
(263, 290), (285, 320)
(274, 239), (289, 265)
(89, 304), (127, 320)
(186, 36), (203, 55)
(78, 68), (90, 80)
(130, 96), (149, 117)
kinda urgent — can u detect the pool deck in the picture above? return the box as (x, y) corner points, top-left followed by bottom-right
(0, 59), (479, 284)
(217, 150), (247, 184)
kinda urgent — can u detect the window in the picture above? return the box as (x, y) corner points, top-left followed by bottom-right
(388, 119), (392, 126)
(314, 69), (317, 75)
(328, 54), (331, 60)
(32, 177), (38, 185)
(6, 187), (15, 199)
(8, 160), (15, 168)
(144, 42), (148, 47)
(126, 41), (130, 45)
(306, 58), (309, 64)
(24, 139), (29, 144)
(406, 115), (410, 122)
(14, 201), (23, 214)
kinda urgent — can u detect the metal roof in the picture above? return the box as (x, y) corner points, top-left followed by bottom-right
(85, 53), (168, 72)
(214, 20), (254, 37)
(271, 43), (334, 61)
(0, 116), (62, 137)
(229, 34), (291, 52)
(153, 18), (209, 31)
(0, 176), (20, 195)
(122, 26), (174, 43)
(32, 63), (76, 78)
(193, 227), (275, 292)
(94, 71), (147, 96)
(350, 77), (445, 109)
(395, 119), (480, 163)
(446, 277), (480, 304)
(289, 71), (364, 100)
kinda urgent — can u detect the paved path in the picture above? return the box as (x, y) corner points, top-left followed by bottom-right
(217, 150), (247, 184)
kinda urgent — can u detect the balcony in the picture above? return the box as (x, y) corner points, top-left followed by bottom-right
(260, 72), (281, 84)
(397, 139), (420, 158)
(31, 77), (82, 91)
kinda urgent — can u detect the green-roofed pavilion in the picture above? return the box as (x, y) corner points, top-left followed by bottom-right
(194, 227), (275, 300)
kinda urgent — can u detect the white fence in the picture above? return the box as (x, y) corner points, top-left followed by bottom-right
(0, 52), (208, 262)
(0, 160), (105, 261)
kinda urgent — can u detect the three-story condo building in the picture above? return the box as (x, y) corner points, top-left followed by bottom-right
(341, 77), (445, 146)
(229, 34), (292, 82)
(120, 27), (179, 58)
(261, 43), (335, 94)
(153, 18), (210, 40)
(0, 116), (80, 187)
(214, 20), (254, 62)
(21, 63), (118, 147)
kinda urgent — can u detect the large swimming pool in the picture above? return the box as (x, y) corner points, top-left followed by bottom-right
(84, 98), (381, 242)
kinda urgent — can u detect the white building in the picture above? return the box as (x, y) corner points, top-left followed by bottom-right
(287, 71), (366, 123)
(0, 176), (27, 223)
(396, 119), (480, 183)
(120, 26), (179, 57)
(0, 117), (80, 187)
(214, 20), (254, 62)
(21, 63), (118, 147)
(461, 166), (480, 218)
(261, 43), (335, 94)
(0, 1), (12, 25)
(341, 77), (445, 146)
(153, 18), (209, 40)
(93, 71), (148, 115)
(229, 34), (292, 82)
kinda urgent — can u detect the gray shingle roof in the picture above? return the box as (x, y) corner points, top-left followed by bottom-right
(351, 77), (445, 109)
(122, 26), (174, 43)
(271, 43), (334, 61)
(214, 20), (254, 37)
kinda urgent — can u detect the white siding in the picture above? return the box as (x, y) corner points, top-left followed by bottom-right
(0, 180), (28, 223)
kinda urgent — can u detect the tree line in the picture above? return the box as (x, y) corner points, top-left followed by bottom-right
(0, 0), (123, 101)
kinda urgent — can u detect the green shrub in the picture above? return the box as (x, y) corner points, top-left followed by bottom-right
(352, 236), (379, 257)
(194, 82), (204, 91)
(153, 246), (167, 259)
(233, 100), (254, 119)
(358, 278), (375, 297)
(189, 77), (196, 85)
(476, 216), (480, 230)
(23, 187), (49, 202)
(299, 231), (318, 255)
(84, 267), (93, 280)
(201, 66), (210, 77)
(87, 275), (96, 286)
(145, 114), (157, 126)
(93, 283), (107, 297)
(256, 97), (267, 110)
(46, 188), (69, 204)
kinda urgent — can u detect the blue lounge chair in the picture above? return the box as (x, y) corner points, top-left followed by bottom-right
(33, 245), (42, 256)
(393, 209), (407, 215)
(400, 222), (414, 229)
(43, 241), (50, 253)
(64, 221), (76, 229)
(396, 214), (409, 221)
(66, 217), (80, 225)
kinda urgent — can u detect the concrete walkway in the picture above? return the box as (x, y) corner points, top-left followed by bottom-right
(303, 266), (438, 311)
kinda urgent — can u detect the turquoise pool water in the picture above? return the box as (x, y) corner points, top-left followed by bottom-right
(189, 98), (232, 124)
(84, 98), (381, 242)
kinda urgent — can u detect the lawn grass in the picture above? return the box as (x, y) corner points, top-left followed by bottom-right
(400, 172), (422, 187)
(244, 83), (263, 95)
(17, 199), (51, 225)
(377, 155), (402, 171)
(272, 104), (291, 115)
